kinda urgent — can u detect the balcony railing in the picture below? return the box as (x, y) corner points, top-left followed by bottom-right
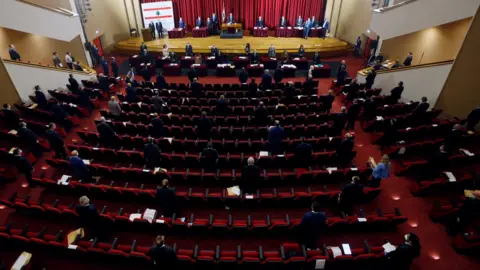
(16, 0), (78, 17)
(357, 59), (454, 76)
(3, 58), (95, 76)
(373, 0), (417, 13)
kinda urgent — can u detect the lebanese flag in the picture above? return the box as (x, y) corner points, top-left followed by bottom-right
(144, 6), (173, 20)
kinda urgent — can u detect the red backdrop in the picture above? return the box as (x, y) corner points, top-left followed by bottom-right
(140, 0), (325, 30)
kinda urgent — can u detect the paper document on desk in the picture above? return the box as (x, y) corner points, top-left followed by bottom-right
(83, 159), (90, 165)
(444, 171), (456, 182)
(382, 242), (396, 253)
(259, 151), (269, 157)
(129, 213), (142, 222)
(329, 246), (343, 258)
(143, 208), (157, 223)
(326, 167), (337, 174)
(28, 103), (38, 109)
(315, 259), (326, 269)
(376, 116), (384, 121)
(342, 244), (352, 255)
(57, 175), (71, 186)
(227, 186), (241, 196)
(9, 130), (18, 135)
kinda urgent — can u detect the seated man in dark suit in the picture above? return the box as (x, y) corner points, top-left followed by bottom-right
(241, 157), (261, 194)
(34, 85), (48, 109)
(297, 201), (327, 249)
(155, 179), (177, 217)
(250, 50), (260, 64)
(256, 16), (264, 28)
(390, 81), (404, 104)
(155, 72), (168, 89)
(2, 104), (20, 129)
(261, 70), (273, 90)
(216, 95), (228, 116)
(336, 133), (354, 167)
(148, 235), (177, 269)
(151, 113), (164, 138)
(75, 196), (100, 239)
(295, 137), (313, 167)
(97, 74), (110, 93)
(443, 124), (465, 153)
(18, 121), (41, 157)
(51, 100), (69, 124)
(46, 123), (66, 159)
(69, 150), (91, 180)
(412, 96), (429, 115)
(144, 137), (162, 169)
(254, 102), (268, 125)
(201, 143), (218, 172)
(13, 148), (34, 187)
(96, 117), (116, 148)
(312, 51), (321, 65)
(337, 176), (364, 215)
(268, 120), (286, 154)
(68, 74), (80, 93)
(239, 67), (249, 84)
(386, 233), (421, 270)
(196, 111), (212, 138)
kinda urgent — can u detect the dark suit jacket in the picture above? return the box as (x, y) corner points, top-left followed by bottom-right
(298, 48), (305, 58)
(340, 183), (364, 204)
(126, 87), (137, 102)
(188, 69), (197, 82)
(284, 86), (296, 100)
(239, 70), (248, 84)
(155, 75), (167, 89)
(156, 22), (163, 33)
(144, 143), (161, 163)
(9, 48), (21, 60)
(69, 156), (90, 179)
(191, 82), (203, 98)
(185, 45), (194, 56)
(279, 18), (287, 27)
(313, 54), (321, 65)
(241, 165), (261, 192)
(228, 16), (235, 24)
(14, 156), (32, 174)
(347, 104), (361, 119)
(322, 94), (335, 109)
(261, 74), (272, 89)
(75, 204), (99, 226)
(97, 123), (115, 141)
(111, 62), (119, 74)
(403, 55), (413, 66)
(197, 117), (212, 135)
(151, 117), (164, 137)
(148, 244), (177, 267)
(274, 69), (283, 83)
(250, 53), (259, 64)
(333, 112), (347, 131)
(299, 212), (327, 236)
(256, 19), (264, 27)
(51, 104), (68, 121)
(268, 126), (285, 145)
(35, 90), (48, 108)
(337, 139), (354, 157)
(386, 243), (418, 268)
(18, 127), (37, 145)
(98, 76), (109, 91)
(413, 102), (429, 114)
(304, 78), (315, 91)
(254, 107), (268, 123)
(210, 48), (219, 57)
(152, 96), (164, 112)
(248, 82), (258, 96)
(155, 187), (176, 214)
(391, 86), (404, 100)
(69, 78), (80, 91)
(216, 99), (228, 116)
(46, 129), (64, 149)
(196, 19), (202, 27)
(202, 148), (218, 164)
(2, 109), (20, 128)
(295, 142), (313, 159)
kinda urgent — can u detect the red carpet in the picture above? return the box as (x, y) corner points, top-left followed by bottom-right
(1, 55), (479, 269)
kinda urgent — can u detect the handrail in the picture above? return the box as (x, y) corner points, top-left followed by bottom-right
(373, 0), (417, 13)
(357, 59), (454, 76)
(2, 58), (96, 76)
(16, 0), (78, 17)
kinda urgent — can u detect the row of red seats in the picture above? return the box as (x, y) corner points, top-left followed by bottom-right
(14, 103), (80, 127)
(452, 224), (480, 253)
(76, 131), (345, 152)
(4, 193), (405, 233)
(411, 172), (475, 196)
(65, 144), (354, 169)
(0, 130), (50, 152)
(363, 109), (442, 132)
(0, 113), (68, 138)
(92, 119), (338, 139)
(0, 222), (398, 270)
(398, 151), (479, 176)
(383, 139), (444, 159)
(374, 121), (459, 145)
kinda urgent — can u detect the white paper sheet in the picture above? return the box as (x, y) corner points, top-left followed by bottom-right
(330, 246), (343, 258)
(357, 217), (367, 222)
(259, 151), (269, 157)
(143, 208), (157, 223)
(245, 194), (254, 199)
(129, 213), (142, 222)
(382, 242), (397, 253)
(342, 244), (352, 255)
(315, 259), (326, 269)
(156, 219), (165, 224)
(444, 171), (456, 182)
(326, 167), (338, 174)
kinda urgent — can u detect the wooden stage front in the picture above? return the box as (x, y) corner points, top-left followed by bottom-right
(114, 35), (350, 57)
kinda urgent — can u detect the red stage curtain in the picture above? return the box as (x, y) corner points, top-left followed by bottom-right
(140, 0), (325, 30)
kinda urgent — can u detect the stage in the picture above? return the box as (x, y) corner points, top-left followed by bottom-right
(114, 35), (351, 57)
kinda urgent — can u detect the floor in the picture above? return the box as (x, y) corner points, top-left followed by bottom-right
(0, 55), (479, 269)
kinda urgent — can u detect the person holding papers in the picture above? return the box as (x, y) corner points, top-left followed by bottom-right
(69, 150), (91, 181)
(267, 45), (276, 58)
(148, 235), (177, 269)
(178, 17), (186, 30)
(338, 176), (364, 215)
(155, 180), (177, 217)
(268, 120), (286, 155)
(144, 137), (162, 169)
(227, 13), (235, 24)
(13, 148), (34, 187)
(279, 16), (287, 27)
(185, 42), (194, 56)
(296, 15), (303, 27)
(297, 201), (326, 249)
(295, 137), (313, 167)
(241, 157), (261, 194)
(75, 196), (100, 239)
(201, 143), (219, 172)
(46, 123), (66, 159)
(369, 154), (391, 187)
(256, 16), (264, 28)
(196, 16), (202, 27)
(386, 233), (420, 270)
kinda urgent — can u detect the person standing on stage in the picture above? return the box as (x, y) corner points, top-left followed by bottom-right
(178, 18), (186, 30)
(280, 16), (288, 27)
(212, 13), (218, 30)
(256, 16), (264, 28)
(267, 45), (276, 58)
(245, 43), (251, 55)
(156, 21), (163, 38)
(206, 17), (213, 35)
(228, 13), (235, 24)
(196, 16), (202, 28)
(149, 22), (156, 38)
(303, 18), (311, 39)
(296, 15), (303, 27)
(185, 42), (194, 56)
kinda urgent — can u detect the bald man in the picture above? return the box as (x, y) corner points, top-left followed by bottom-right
(241, 157), (261, 194)
(155, 179), (177, 217)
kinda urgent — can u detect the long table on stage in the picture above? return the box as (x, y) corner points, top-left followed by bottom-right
(191, 64), (208, 77)
(192, 27), (208, 38)
(260, 57), (278, 70)
(253, 27), (268, 37)
(247, 64), (265, 77)
(281, 65), (297, 77)
(163, 63), (181, 76)
(205, 56), (218, 69)
(233, 56), (250, 69)
(168, 28), (186, 39)
(275, 27), (294, 37)
(291, 58), (309, 70)
(216, 64), (236, 77)
(312, 64), (332, 78)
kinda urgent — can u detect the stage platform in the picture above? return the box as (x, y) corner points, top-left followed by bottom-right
(114, 35), (351, 57)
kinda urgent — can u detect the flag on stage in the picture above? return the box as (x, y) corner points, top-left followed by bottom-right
(222, 1), (226, 23)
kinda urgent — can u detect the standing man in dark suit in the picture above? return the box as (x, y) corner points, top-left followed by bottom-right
(466, 106), (480, 131)
(98, 73), (110, 93)
(354, 36), (362, 57)
(126, 83), (137, 102)
(51, 100), (69, 125)
(279, 16), (287, 27)
(248, 78), (258, 97)
(149, 22), (156, 38)
(96, 117), (116, 148)
(338, 176), (364, 215)
(336, 133), (354, 167)
(333, 107), (348, 135)
(196, 16), (202, 27)
(273, 68), (284, 84)
(250, 49), (260, 64)
(13, 148), (34, 187)
(18, 122), (41, 157)
(267, 45), (276, 58)
(34, 85), (48, 110)
(261, 70), (273, 90)
(212, 13), (218, 32)
(206, 17), (213, 35)
(2, 104), (20, 129)
(148, 235), (177, 269)
(190, 78), (203, 98)
(187, 66), (197, 83)
(46, 123), (66, 159)
(303, 75), (315, 93)
(101, 56), (109, 76)
(268, 120), (286, 154)
(256, 16), (264, 27)
(144, 137), (162, 169)
(313, 51), (321, 65)
(363, 96), (377, 121)
(336, 62), (347, 86)
(403, 52), (413, 66)
(227, 13), (235, 24)
(254, 101), (268, 125)
(365, 69), (376, 89)
(140, 42), (148, 55)
(321, 90), (335, 114)
(156, 20), (163, 38)
(152, 92), (165, 113)
(68, 74), (80, 93)
(69, 150), (91, 180)
(151, 113), (164, 138)
(241, 157), (261, 194)
(295, 137), (313, 167)
(178, 17), (186, 30)
(155, 72), (167, 89)
(197, 111), (212, 138)
(216, 95), (228, 116)
(110, 57), (119, 78)
(297, 201), (327, 249)
(185, 42), (194, 56)
(346, 99), (361, 130)
(8, 44), (21, 61)
(239, 67), (248, 84)
(283, 81), (296, 104)
(412, 97), (429, 115)
(201, 143), (219, 171)
(390, 81), (404, 104)
(75, 196), (99, 239)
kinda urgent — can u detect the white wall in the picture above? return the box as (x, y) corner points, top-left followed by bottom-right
(356, 63), (453, 106)
(0, 0), (84, 42)
(4, 62), (93, 102)
(371, 0), (479, 40)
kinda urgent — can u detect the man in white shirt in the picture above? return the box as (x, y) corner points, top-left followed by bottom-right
(65, 52), (73, 69)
